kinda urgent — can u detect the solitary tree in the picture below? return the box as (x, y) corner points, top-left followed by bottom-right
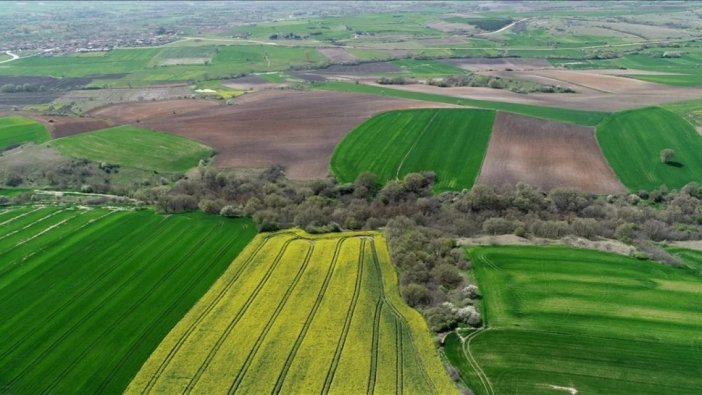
(661, 148), (675, 164)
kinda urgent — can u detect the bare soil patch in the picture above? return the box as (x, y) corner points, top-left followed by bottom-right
(222, 75), (281, 91)
(380, 79), (702, 111)
(89, 90), (452, 179)
(477, 111), (625, 193)
(318, 47), (358, 63)
(90, 99), (219, 124)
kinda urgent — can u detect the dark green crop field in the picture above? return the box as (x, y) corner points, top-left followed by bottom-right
(0, 115), (50, 150)
(445, 245), (702, 395)
(596, 107), (702, 191)
(0, 206), (256, 394)
(51, 125), (213, 173)
(331, 109), (495, 192)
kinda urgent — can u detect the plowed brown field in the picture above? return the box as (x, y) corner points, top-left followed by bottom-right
(477, 111), (625, 193)
(90, 90), (450, 179)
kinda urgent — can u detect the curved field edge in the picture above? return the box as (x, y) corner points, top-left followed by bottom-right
(596, 106), (702, 191)
(127, 229), (456, 394)
(0, 115), (50, 150)
(315, 81), (608, 126)
(51, 125), (214, 173)
(331, 108), (495, 192)
(444, 245), (702, 395)
(0, 206), (257, 394)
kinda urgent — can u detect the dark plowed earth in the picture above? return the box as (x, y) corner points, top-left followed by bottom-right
(90, 90), (450, 179)
(477, 111), (626, 193)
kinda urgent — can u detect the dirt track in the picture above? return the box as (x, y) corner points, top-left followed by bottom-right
(90, 90), (451, 179)
(477, 112), (625, 193)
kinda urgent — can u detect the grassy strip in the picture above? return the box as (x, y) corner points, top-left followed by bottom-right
(51, 125), (213, 173)
(315, 81), (607, 125)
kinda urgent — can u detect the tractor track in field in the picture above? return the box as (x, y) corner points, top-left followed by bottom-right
(462, 329), (494, 395)
(0, 213), (170, 362)
(368, 239), (438, 395)
(322, 238), (366, 394)
(0, 208), (67, 245)
(13, 210), (117, 264)
(41, 224), (223, 394)
(227, 241), (316, 394)
(367, 298), (383, 395)
(0, 207), (43, 227)
(182, 236), (301, 394)
(395, 317), (404, 395)
(3, 223), (193, 388)
(94, 225), (248, 394)
(139, 233), (278, 394)
(271, 236), (350, 395)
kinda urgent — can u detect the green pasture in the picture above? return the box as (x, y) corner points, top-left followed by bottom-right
(444, 245), (702, 395)
(596, 107), (702, 191)
(0, 206), (256, 394)
(332, 109), (494, 192)
(0, 115), (50, 150)
(315, 81), (607, 125)
(51, 125), (213, 173)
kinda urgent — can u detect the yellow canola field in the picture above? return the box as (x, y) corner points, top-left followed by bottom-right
(127, 229), (456, 395)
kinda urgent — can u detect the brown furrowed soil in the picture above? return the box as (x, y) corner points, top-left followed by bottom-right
(477, 111), (625, 193)
(89, 90), (451, 179)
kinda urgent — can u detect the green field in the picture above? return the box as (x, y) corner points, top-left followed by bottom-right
(332, 109), (495, 192)
(51, 125), (213, 172)
(315, 81), (607, 125)
(444, 245), (702, 395)
(596, 107), (702, 191)
(127, 230), (455, 394)
(0, 115), (50, 150)
(0, 205), (257, 394)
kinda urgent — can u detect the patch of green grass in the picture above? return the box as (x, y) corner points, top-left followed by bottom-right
(332, 109), (494, 192)
(0, 116), (50, 150)
(445, 245), (702, 395)
(596, 107), (702, 191)
(389, 58), (467, 77)
(0, 206), (257, 394)
(51, 125), (213, 172)
(315, 81), (607, 125)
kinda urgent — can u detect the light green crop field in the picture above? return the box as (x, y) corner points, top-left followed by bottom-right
(51, 125), (213, 173)
(596, 107), (702, 191)
(332, 109), (495, 192)
(0, 206), (257, 394)
(315, 81), (607, 126)
(0, 115), (50, 150)
(127, 230), (455, 395)
(444, 245), (702, 395)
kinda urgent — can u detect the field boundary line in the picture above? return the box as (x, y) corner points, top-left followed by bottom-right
(4, 220), (193, 389)
(140, 233), (275, 394)
(182, 236), (300, 394)
(90, 224), (250, 394)
(271, 236), (350, 395)
(40, 224), (226, 394)
(322, 238), (366, 394)
(227, 241), (316, 394)
(395, 111), (440, 179)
